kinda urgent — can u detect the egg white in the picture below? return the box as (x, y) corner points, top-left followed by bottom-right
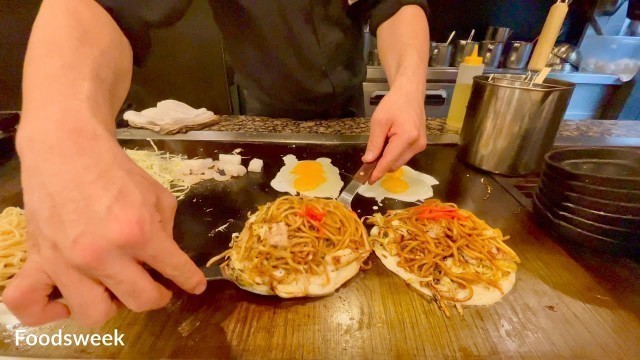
(270, 154), (344, 198)
(358, 165), (439, 202)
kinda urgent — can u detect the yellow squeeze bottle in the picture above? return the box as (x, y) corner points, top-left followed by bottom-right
(446, 45), (484, 130)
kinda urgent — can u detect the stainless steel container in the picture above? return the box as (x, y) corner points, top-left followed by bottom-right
(429, 41), (436, 59)
(552, 43), (582, 68)
(429, 43), (454, 67)
(551, 62), (578, 72)
(369, 49), (381, 66)
(479, 41), (504, 68)
(505, 41), (533, 69)
(458, 75), (575, 175)
(454, 40), (478, 66)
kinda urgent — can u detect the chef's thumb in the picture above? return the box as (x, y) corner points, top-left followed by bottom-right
(363, 119), (390, 163)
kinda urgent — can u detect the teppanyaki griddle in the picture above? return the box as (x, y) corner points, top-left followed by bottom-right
(118, 139), (472, 268)
(3, 135), (640, 359)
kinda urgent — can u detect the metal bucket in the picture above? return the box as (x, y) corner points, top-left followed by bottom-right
(458, 75), (576, 175)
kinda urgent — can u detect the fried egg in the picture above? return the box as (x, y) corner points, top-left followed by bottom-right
(358, 166), (438, 202)
(270, 155), (344, 198)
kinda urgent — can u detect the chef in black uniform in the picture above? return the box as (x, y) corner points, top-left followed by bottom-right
(6, 0), (430, 327)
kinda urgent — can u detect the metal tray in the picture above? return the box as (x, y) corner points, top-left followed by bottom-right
(538, 184), (640, 228)
(541, 169), (640, 203)
(535, 189), (640, 243)
(532, 194), (640, 256)
(537, 176), (640, 217)
(544, 147), (640, 190)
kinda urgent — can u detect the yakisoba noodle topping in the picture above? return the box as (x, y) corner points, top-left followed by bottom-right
(207, 196), (371, 297)
(367, 199), (520, 316)
(0, 207), (28, 287)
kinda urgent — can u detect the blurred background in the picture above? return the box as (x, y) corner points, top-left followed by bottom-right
(1, 0), (638, 120)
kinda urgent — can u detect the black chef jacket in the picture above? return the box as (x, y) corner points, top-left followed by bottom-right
(97, 0), (429, 119)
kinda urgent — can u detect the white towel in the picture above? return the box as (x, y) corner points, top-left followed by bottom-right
(124, 100), (219, 134)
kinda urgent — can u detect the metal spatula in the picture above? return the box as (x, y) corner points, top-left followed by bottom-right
(200, 265), (229, 281)
(336, 161), (377, 209)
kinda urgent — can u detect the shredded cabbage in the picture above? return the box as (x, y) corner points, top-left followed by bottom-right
(124, 140), (212, 199)
(125, 148), (192, 199)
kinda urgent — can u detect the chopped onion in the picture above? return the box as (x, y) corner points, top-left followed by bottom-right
(248, 158), (264, 172)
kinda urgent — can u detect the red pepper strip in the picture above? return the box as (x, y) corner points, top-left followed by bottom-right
(301, 206), (327, 235)
(418, 213), (457, 219)
(302, 206), (326, 223)
(416, 207), (467, 220)
(417, 206), (457, 214)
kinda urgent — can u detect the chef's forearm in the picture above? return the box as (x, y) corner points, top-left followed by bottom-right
(17, 0), (132, 151)
(376, 5), (429, 96)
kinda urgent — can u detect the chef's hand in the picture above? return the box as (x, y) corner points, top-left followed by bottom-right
(3, 122), (207, 327)
(363, 87), (427, 183)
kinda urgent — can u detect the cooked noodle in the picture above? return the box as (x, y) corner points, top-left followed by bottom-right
(207, 196), (370, 297)
(0, 207), (28, 287)
(367, 199), (519, 314)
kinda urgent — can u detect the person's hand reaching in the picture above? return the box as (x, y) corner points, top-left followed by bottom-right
(363, 87), (427, 183)
(3, 121), (206, 327)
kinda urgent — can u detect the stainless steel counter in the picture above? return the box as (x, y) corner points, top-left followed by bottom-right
(366, 66), (622, 85)
(363, 67), (623, 120)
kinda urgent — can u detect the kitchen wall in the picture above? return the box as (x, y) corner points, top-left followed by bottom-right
(0, 0), (232, 116)
(3, 1), (637, 119)
(126, 0), (232, 117)
(586, 1), (630, 35)
(0, 0), (37, 111)
(583, 1), (640, 120)
(426, 0), (597, 44)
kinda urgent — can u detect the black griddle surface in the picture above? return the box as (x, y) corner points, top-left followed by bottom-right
(119, 140), (485, 267)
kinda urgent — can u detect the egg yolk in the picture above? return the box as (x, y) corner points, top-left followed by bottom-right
(381, 168), (409, 194)
(291, 161), (326, 191)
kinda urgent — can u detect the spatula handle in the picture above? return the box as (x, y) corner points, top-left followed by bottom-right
(354, 161), (377, 184)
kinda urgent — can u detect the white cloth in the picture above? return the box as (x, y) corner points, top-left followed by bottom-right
(124, 100), (218, 134)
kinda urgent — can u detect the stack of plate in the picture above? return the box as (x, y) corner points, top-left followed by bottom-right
(532, 147), (640, 256)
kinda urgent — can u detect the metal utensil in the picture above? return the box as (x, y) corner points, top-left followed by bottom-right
(485, 26), (513, 42)
(534, 67), (552, 84)
(201, 265), (271, 295)
(547, 53), (565, 66)
(337, 162), (377, 208)
(552, 43), (582, 68)
(445, 31), (456, 45)
(468, 29), (476, 42)
(201, 265), (228, 281)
